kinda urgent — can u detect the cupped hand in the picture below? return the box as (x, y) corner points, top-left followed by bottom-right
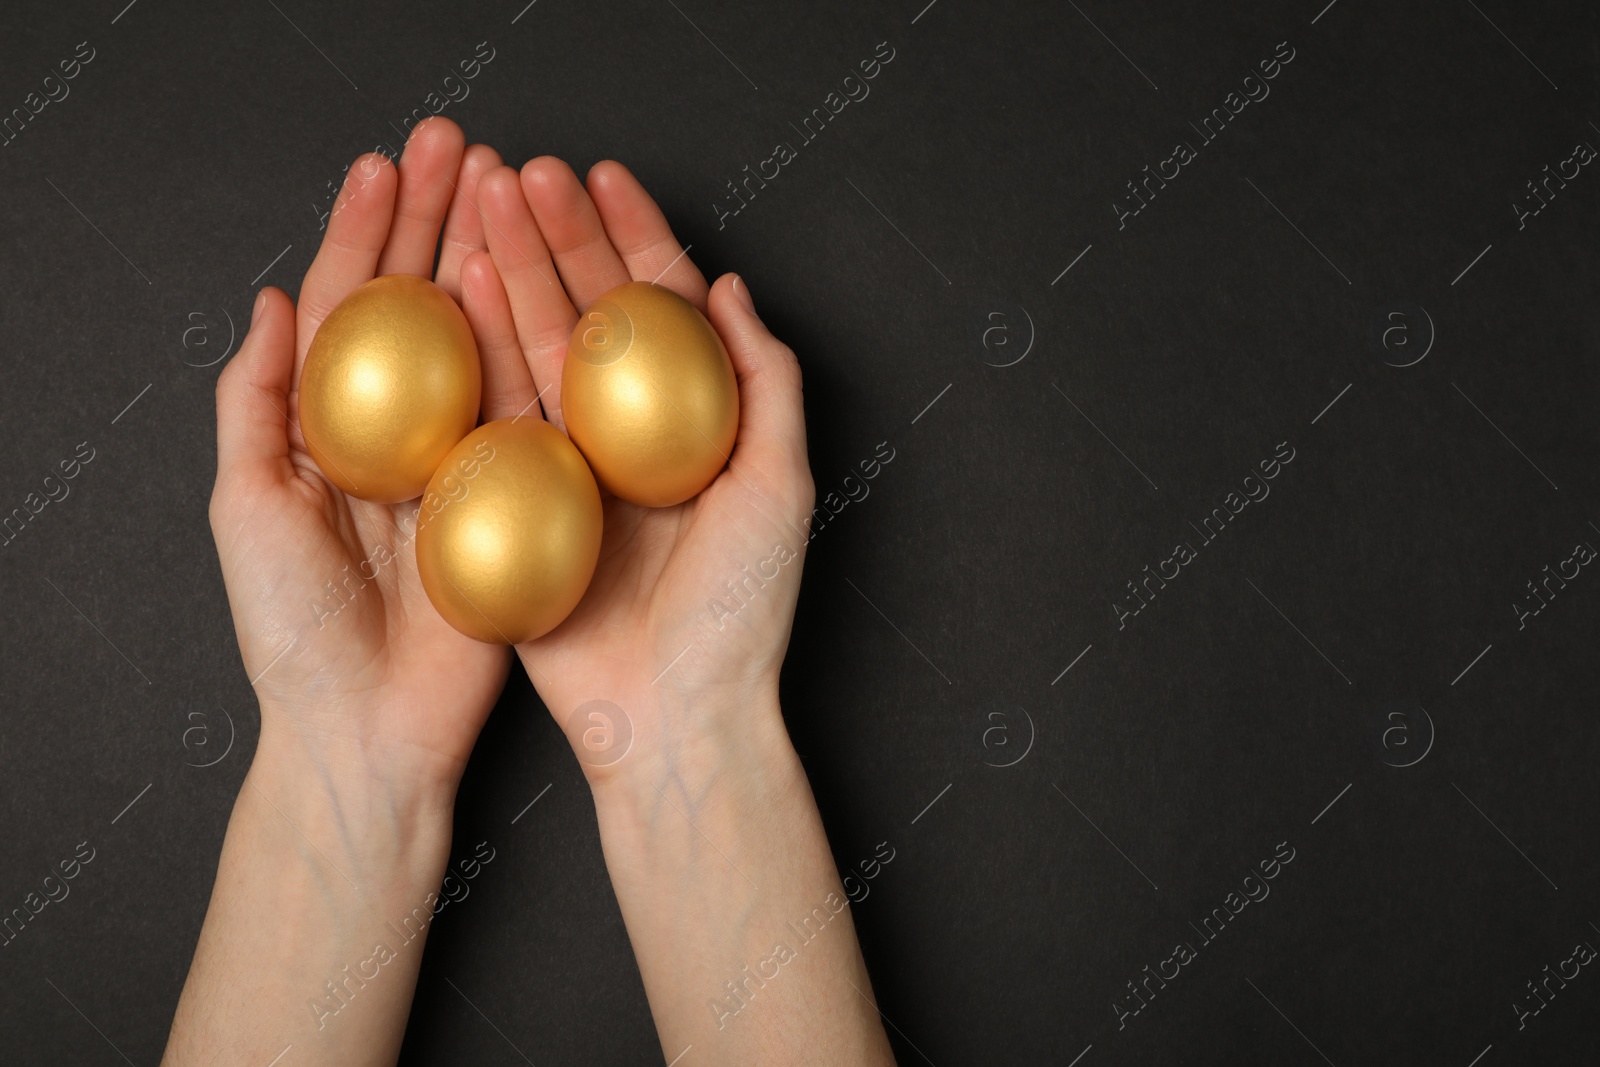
(463, 157), (815, 786)
(210, 118), (514, 792)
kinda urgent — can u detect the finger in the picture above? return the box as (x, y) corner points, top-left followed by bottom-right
(587, 160), (710, 310)
(706, 274), (808, 479)
(215, 288), (297, 502)
(461, 251), (541, 422)
(520, 156), (631, 311)
(479, 165), (576, 427)
(434, 143), (502, 300)
(296, 151), (398, 376)
(375, 116), (466, 279)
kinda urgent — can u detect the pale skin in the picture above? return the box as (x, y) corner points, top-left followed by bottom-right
(162, 116), (896, 1066)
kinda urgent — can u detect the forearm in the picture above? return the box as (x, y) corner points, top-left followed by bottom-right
(591, 690), (896, 1066)
(162, 716), (458, 1066)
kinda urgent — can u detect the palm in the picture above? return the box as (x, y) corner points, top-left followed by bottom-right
(525, 460), (801, 716)
(212, 123), (517, 775)
(464, 154), (812, 771)
(217, 458), (508, 768)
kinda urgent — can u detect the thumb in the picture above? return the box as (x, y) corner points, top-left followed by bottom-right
(214, 287), (297, 502)
(707, 273), (808, 477)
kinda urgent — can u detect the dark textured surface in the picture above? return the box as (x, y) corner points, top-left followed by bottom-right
(1, 0), (1597, 1063)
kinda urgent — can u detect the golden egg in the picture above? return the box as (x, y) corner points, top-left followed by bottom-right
(299, 274), (481, 503)
(562, 281), (739, 507)
(415, 417), (603, 644)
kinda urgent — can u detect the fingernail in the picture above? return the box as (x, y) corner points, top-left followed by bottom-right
(732, 274), (756, 316)
(251, 289), (266, 327)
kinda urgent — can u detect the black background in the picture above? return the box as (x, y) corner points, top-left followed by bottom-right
(2, 0), (1597, 1063)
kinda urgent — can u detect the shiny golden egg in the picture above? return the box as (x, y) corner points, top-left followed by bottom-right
(562, 281), (739, 507)
(299, 274), (482, 503)
(414, 417), (603, 644)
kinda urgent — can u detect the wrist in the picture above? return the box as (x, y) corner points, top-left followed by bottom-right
(171, 714), (461, 1065)
(585, 684), (805, 843)
(248, 710), (457, 884)
(255, 698), (464, 803)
